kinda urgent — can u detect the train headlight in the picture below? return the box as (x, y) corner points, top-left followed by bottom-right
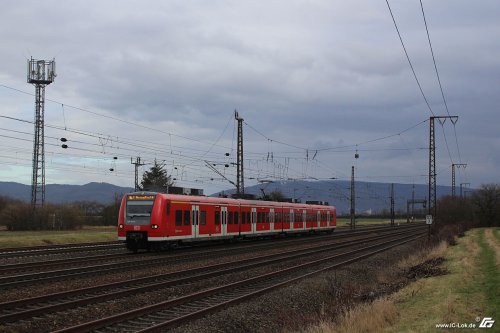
(119, 224), (124, 229)
(151, 224), (159, 229)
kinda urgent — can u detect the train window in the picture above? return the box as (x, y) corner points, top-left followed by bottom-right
(215, 211), (220, 225)
(166, 203), (170, 216)
(257, 212), (261, 223)
(234, 212), (239, 225)
(241, 212), (245, 224)
(228, 212), (233, 224)
(200, 211), (206, 225)
(247, 212), (251, 224)
(175, 210), (182, 226)
(266, 213), (270, 223)
(183, 210), (190, 226)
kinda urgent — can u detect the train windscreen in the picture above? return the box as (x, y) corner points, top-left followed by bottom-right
(126, 195), (155, 225)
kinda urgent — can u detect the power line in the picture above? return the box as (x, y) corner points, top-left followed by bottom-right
(419, 0), (463, 165)
(385, 1), (456, 168)
(385, 0), (435, 116)
(419, 0), (449, 117)
(0, 83), (234, 152)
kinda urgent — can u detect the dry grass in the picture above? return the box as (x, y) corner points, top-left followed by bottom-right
(384, 229), (489, 332)
(304, 298), (398, 333)
(397, 241), (448, 271)
(336, 218), (407, 227)
(457, 232), (481, 283)
(302, 240), (450, 333)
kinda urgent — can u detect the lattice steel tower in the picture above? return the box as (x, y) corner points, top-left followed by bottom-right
(428, 116), (458, 218)
(235, 110), (244, 195)
(27, 58), (56, 208)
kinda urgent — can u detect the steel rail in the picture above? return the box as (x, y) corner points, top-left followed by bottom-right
(0, 242), (122, 259)
(0, 227), (424, 324)
(0, 224), (425, 289)
(0, 222), (422, 262)
(52, 232), (424, 333)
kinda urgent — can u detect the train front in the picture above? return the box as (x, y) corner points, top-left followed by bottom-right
(117, 192), (161, 252)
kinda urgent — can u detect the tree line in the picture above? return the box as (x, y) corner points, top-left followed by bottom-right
(0, 162), (498, 232)
(0, 160), (173, 231)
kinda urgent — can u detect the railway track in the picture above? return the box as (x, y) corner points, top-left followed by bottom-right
(0, 223), (419, 261)
(0, 241), (123, 259)
(52, 231), (425, 333)
(0, 225), (425, 330)
(0, 224), (424, 289)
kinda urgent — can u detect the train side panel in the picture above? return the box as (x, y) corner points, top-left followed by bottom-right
(118, 192), (337, 251)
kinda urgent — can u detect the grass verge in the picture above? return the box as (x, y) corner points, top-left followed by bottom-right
(336, 218), (408, 227)
(302, 228), (500, 333)
(0, 225), (117, 248)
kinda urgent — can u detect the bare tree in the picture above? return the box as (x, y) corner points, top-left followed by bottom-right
(472, 184), (500, 227)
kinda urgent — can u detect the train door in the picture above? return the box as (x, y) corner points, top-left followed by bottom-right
(221, 206), (228, 236)
(290, 209), (294, 231)
(302, 210), (306, 230)
(251, 208), (257, 234)
(270, 208), (275, 231)
(317, 211), (322, 228)
(191, 205), (199, 238)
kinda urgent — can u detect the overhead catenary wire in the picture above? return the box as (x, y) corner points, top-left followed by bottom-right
(0, 111), (430, 186)
(1, 75), (438, 188)
(419, 0), (464, 168)
(385, 0), (457, 168)
(0, 83), (235, 152)
(384, 0), (435, 117)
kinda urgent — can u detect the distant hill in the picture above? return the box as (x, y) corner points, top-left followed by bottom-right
(0, 182), (134, 204)
(215, 180), (460, 215)
(0, 180), (465, 214)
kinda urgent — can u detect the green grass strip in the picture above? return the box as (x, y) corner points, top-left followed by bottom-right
(0, 226), (116, 248)
(477, 228), (500, 318)
(493, 227), (500, 242)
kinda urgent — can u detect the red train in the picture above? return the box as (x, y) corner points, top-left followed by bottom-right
(118, 192), (336, 252)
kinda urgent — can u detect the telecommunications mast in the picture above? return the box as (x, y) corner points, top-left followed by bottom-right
(27, 57), (56, 208)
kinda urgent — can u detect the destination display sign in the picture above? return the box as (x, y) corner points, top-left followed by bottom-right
(128, 195), (155, 201)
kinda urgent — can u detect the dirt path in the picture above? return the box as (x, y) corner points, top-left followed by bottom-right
(484, 228), (500, 266)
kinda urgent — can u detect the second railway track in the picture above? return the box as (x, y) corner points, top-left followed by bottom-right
(0, 224), (425, 289)
(0, 224), (425, 332)
(54, 231), (425, 333)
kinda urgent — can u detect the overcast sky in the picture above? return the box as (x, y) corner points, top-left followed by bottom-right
(0, 0), (498, 195)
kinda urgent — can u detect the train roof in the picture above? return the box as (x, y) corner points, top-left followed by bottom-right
(127, 192), (335, 210)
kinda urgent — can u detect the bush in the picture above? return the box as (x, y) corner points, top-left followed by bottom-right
(1, 202), (84, 231)
(1, 202), (35, 230)
(471, 184), (500, 227)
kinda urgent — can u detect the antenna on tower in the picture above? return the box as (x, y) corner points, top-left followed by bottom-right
(27, 57), (56, 209)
